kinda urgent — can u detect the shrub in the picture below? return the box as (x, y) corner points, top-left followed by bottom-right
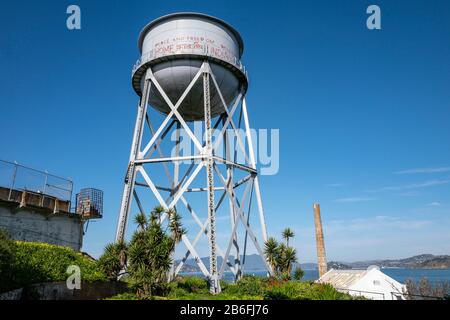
(264, 230), (298, 280)
(1, 241), (106, 292)
(98, 242), (127, 281)
(263, 281), (352, 300)
(310, 283), (353, 300)
(234, 275), (268, 296)
(176, 276), (209, 293)
(264, 281), (307, 300)
(0, 229), (16, 291)
(293, 267), (304, 281)
(126, 207), (185, 299)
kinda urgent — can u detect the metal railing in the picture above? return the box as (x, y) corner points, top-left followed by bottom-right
(336, 288), (386, 300)
(401, 292), (448, 300)
(132, 43), (248, 79)
(0, 160), (73, 202)
(336, 287), (447, 300)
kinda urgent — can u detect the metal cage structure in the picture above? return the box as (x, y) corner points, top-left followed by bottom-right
(76, 188), (103, 219)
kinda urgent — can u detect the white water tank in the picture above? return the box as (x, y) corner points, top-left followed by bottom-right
(131, 12), (248, 121)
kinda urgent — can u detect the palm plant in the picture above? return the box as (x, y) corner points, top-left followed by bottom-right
(167, 208), (186, 247)
(264, 237), (279, 275)
(127, 206), (185, 298)
(282, 228), (294, 247)
(282, 247), (298, 276)
(166, 208), (186, 281)
(99, 206), (185, 298)
(134, 212), (148, 231)
(98, 241), (128, 281)
(151, 206), (165, 222)
(264, 228), (298, 280)
(293, 267), (305, 281)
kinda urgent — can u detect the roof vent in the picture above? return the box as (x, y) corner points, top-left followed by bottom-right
(367, 265), (380, 271)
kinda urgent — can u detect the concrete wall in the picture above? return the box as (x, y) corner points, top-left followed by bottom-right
(0, 204), (84, 251)
(0, 281), (128, 300)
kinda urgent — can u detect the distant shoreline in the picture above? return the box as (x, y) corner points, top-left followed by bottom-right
(176, 254), (450, 273)
(181, 267), (450, 274)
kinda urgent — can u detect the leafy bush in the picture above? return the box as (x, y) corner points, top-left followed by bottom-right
(98, 242), (127, 281)
(126, 207), (185, 299)
(0, 229), (16, 291)
(0, 240), (106, 292)
(263, 281), (352, 300)
(106, 274), (355, 301)
(310, 283), (353, 300)
(227, 275), (268, 296)
(264, 230), (298, 280)
(165, 276), (265, 300)
(176, 276), (209, 293)
(293, 267), (304, 281)
(263, 281), (307, 300)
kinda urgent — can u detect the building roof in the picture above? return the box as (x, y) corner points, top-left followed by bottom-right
(317, 269), (369, 289)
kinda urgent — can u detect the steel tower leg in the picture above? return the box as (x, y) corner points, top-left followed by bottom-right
(242, 98), (268, 243)
(115, 70), (151, 243)
(224, 117), (241, 282)
(167, 121), (181, 283)
(203, 68), (220, 294)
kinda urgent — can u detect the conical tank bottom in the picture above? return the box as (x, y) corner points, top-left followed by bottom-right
(144, 59), (240, 121)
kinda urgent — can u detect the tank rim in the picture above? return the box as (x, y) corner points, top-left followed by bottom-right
(131, 55), (248, 99)
(137, 12), (244, 57)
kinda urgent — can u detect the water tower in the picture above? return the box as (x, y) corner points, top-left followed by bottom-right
(115, 12), (272, 293)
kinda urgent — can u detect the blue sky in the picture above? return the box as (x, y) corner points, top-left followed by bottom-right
(1, 0), (449, 263)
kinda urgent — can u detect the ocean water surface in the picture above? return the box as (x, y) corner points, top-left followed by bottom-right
(183, 268), (450, 284)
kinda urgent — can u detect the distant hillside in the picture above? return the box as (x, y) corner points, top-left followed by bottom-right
(176, 254), (317, 272)
(176, 254), (450, 273)
(417, 256), (450, 269)
(327, 261), (351, 270)
(341, 254), (450, 269)
(176, 254), (269, 273)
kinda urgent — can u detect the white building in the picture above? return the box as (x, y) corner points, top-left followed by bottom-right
(316, 266), (406, 300)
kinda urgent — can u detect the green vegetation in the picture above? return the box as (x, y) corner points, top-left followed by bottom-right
(0, 229), (16, 291)
(108, 275), (354, 300)
(264, 228), (302, 280)
(263, 281), (353, 300)
(0, 229), (106, 293)
(98, 242), (127, 281)
(293, 267), (305, 280)
(105, 292), (139, 300)
(99, 206), (186, 299)
(103, 221), (351, 300)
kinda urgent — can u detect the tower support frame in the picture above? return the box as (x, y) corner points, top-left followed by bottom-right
(116, 61), (272, 293)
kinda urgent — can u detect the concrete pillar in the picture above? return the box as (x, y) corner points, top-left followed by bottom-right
(313, 203), (328, 278)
